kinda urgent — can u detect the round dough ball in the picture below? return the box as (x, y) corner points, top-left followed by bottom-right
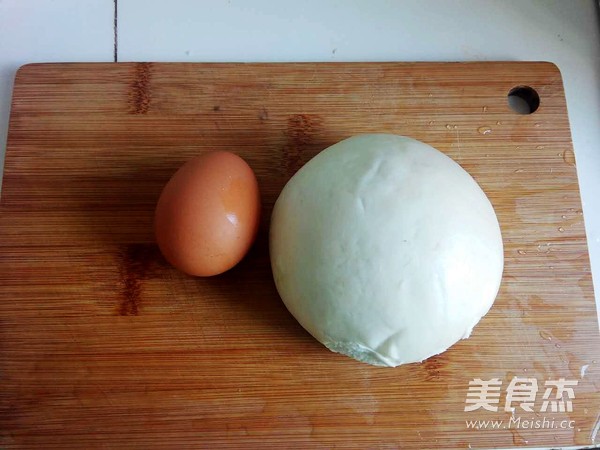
(269, 134), (503, 367)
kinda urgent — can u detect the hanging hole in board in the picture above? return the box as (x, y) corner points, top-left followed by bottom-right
(507, 86), (540, 114)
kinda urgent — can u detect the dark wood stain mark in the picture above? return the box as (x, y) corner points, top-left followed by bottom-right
(129, 62), (152, 114)
(258, 107), (269, 121)
(117, 243), (161, 316)
(284, 114), (323, 175)
(213, 105), (221, 112)
(422, 354), (446, 381)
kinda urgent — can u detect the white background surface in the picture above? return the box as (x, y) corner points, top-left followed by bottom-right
(0, 2), (599, 449)
(3, 0), (598, 325)
(1, 0), (599, 295)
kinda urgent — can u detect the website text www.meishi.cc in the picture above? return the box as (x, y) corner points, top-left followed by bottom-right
(466, 416), (576, 430)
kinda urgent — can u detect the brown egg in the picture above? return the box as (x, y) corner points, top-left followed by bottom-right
(154, 151), (261, 276)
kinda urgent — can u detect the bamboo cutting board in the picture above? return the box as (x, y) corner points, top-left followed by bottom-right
(1, 62), (599, 449)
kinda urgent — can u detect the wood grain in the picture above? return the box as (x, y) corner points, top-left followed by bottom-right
(0, 62), (599, 449)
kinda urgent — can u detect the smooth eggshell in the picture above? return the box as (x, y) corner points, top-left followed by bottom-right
(155, 151), (261, 276)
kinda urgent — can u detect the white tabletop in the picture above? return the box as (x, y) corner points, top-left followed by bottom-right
(1, 0), (599, 327)
(0, 2), (599, 449)
(0, 0), (600, 324)
(0, 0), (600, 312)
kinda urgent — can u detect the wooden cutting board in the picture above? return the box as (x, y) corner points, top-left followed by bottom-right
(1, 62), (599, 449)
